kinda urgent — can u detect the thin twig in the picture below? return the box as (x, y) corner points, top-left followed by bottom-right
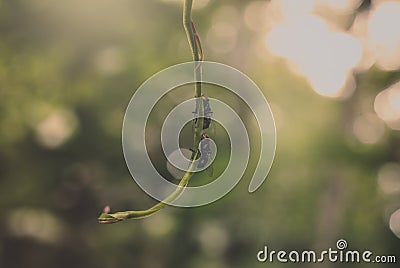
(98, 0), (204, 224)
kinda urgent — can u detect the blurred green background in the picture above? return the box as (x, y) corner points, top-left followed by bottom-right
(1, 0), (400, 267)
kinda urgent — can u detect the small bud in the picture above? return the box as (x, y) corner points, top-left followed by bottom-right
(103, 206), (110, 213)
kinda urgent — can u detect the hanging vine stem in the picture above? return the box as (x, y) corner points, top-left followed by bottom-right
(98, 0), (204, 224)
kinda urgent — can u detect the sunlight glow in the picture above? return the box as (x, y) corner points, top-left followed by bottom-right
(142, 213), (175, 237)
(280, 0), (315, 19)
(243, 1), (270, 32)
(264, 0), (400, 99)
(35, 109), (78, 149)
(207, 21), (237, 54)
(350, 12), (376, 72)
(314, 0), (362, 13)
(7, 208), (64, 244)
(353, 113), (385, 144)
(378, 163), (400, 196)
(94, 47), (123, 75)
(374, 81), (400, 130)
(368, 1), (400, 71)
(206, 6), (239, 55)
(198, 221), (228, 257)
(389, 208), (400, 238)
(266, 14), (361, 98)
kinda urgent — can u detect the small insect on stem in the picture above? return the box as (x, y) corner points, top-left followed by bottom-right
(197, 133), (211, 168)
(193, 95), (213, 130)
(198, 133), (214, 177)
(192, 95), (215, 177)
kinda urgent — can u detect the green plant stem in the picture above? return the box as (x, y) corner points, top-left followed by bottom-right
(98, 151), (199, 223)
(98, 0), (204, 224)
(183, 0), (204, 149)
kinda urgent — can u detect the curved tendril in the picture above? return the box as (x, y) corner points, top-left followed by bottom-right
(98, 0), (204, 224)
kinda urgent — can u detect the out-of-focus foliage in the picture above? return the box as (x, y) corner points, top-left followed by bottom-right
(1, 0), (400, 268)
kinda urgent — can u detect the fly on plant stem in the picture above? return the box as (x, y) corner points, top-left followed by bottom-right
(197, 133), (214, 177)
(192, 96), (214, 177)
(193, 95), (213, 130)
